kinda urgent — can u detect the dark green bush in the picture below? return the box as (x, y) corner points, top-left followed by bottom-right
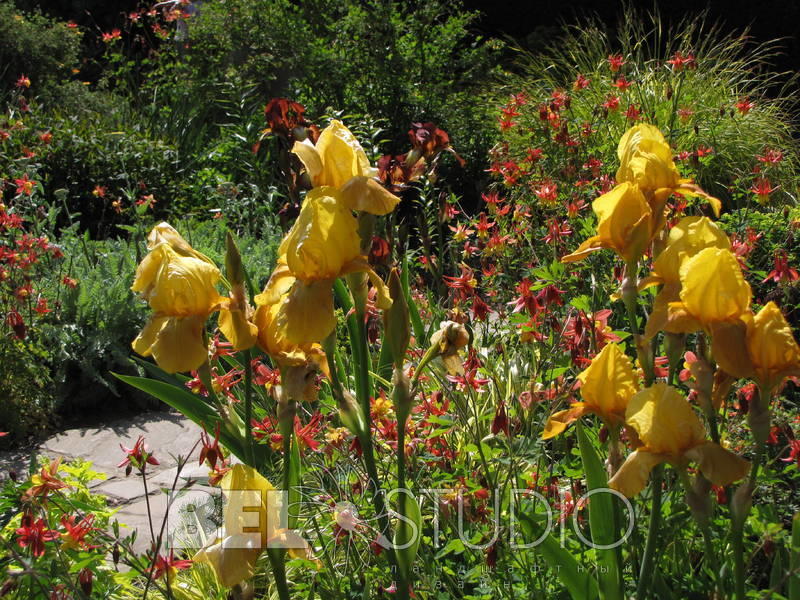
(0, 1), (81, 102)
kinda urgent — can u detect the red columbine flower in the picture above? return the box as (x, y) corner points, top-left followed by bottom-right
(92, 185), (107, 198)
(60, 514), (97, 550)
(751, 177), (778, 204)
(534, 180), (558, 205)
(602, 95), (620, 112)
(471, 295), (492, 322)
(15, 75), (31, 89)
(34, 298), (51, 315)
(199, 425), (224, 469)
(151, 550), (192, 583)
(543, 218), (572, 245)
(15, 174), (35, 196)
(573, 73), (590, 90)
(118, 436), (159, 476)
(757, 148), (784, 164)
(25, 458), (69, 500)
(612, 76), (631, 91)
(62, 275), (78, 288)
(16, 515), (59, 557)
(444, 264), (478, 301)
(624, 104), (641, 121)
(101, 28), (121, 42)
(782, 439), (800, 469)
(667, 51), (696, 70)
(763, 250), (799, 283)
(525, 147), (543, 163)
(295, 413), (324, 454)
(677, 107), (694, 122)
(735, 97), (755, 115)
(491, 400), (510, 436)
(607, 54), (625, 72)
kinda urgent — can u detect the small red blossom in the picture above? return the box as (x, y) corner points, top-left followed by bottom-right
(763, 251), (799, 283)
(757, 148), (784, 164)
(101, 29), (122, 42)
(15, 174), (35, 196)
(666, 51), (697, 71)
(612, 76), (631, 91)
(782, 439), (800, 469)
(118, 436), (159, 476)
(151, 550), (193, 583)
(60, 514), (97, 550)
(62, 275), (78, 288)
(534, 180), (558, 205)
(677, 107), (694, 122)
(607, 54), (625, 72)
(16, 515), (59, 557)
(751, 177), (778, 203)
(735, 97), (755, 115)
(624, 104), (641, 121)
(16, 75), (31, 88)
(602, 95), (620, 112)
(573, 73), (590, 90)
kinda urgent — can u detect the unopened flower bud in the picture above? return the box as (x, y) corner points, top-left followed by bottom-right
(78, 568), (93, 596)
(383, 269), (410, 367)
(338, 390), (366, 438)
(392, 367), (412, 426)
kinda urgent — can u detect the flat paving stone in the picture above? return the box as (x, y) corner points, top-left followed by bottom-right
(39, 411), (202, 472)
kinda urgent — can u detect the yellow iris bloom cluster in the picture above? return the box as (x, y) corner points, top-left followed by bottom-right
(562, 124), (720, 264)
(254, 120), (399, 353)
(131, 121), (401, 383)
(547, 123), (800, 498)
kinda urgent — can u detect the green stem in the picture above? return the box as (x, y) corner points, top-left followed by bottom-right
(732, 441), (767, 599)
(243, 348), (255, 466)
(636, 465), (664, 599)
(267, 550), (291, 600)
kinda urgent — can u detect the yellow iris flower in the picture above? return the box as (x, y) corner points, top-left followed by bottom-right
(194, 465), (314, 587)
(711, 301), (800, 395)
(131, 240), (225, 373)
(543, 343), (639, 438)
(561, 182), (654, 263)
(609, 383), (749, 497)
(616, 124), (721, 216)
(252, 259), (329, 401)
(292, 119), (400, 215)
(664, 247), (752, 334)
(274, 187), (392, 344)
(132, 223), (260, 370)
(640, 216), (731, 338)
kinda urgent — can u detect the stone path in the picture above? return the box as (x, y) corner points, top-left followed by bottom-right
(0, 411), (219, 554)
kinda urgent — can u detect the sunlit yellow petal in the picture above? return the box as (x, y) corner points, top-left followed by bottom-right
(135, 315), (209, 373)
(340, 175), (401, 215)
(608, 449), (666, 498)
(684, 442), (750, 487)
(291, 139), (324, 183)
(542, 403), (589, 440)
(616, 124), (680, 191)
(218, 306), (258, 351)
(282, 187), (360, 282)
(277, 280), (337, 345)
(747, 301), (800, 391)
(651, 216), (730, 285)
(678, 247), (751, 325)
(625, 383), (706, 456)
(193, 536), (262, 588)
(314, 120), (376, 188)
(577, 343), (639, 422)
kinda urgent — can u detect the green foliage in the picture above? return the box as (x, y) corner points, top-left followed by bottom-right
(0, 2), (81, 102)
(494, 6), (800, 210)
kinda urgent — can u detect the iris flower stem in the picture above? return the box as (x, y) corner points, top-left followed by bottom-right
(337, 278), (405, 596)
(267, 550), (291, 600)
(242, 348), (255, 467)
(636, 465), (664, 600)
(731, 438), (767, 599)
